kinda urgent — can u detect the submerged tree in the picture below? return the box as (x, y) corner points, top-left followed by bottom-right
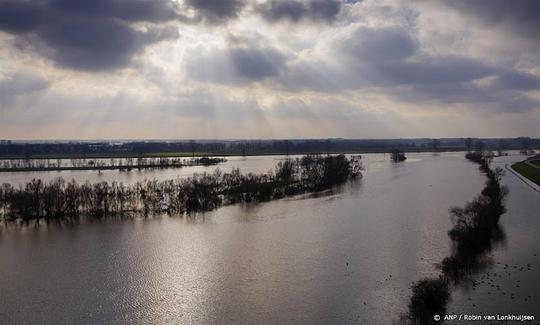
(398, 151), (508, 324)
(0, 154), (363, 224)
(390, 149), (407, 162)
(401, 277), (450, 325)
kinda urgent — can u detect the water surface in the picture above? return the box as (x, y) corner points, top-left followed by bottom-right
(1, 153), (538, 324)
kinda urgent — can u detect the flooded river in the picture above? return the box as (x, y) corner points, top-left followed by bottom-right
(0, 152), (538, 324)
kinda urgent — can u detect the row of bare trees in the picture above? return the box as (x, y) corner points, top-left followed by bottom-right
(398, 151), (509, 324)
(0, 157), (226, 172)
(0, 155), (362, 223)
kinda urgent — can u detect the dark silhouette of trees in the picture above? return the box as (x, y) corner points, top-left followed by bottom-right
(497, 139), (507, 156)
(299, 155), (358, 189)
(0, 157), (226, 172)
(517, 137), (535, 155)
(464, 138), (473, 152)
(474, 140), (486, 152)
(275, 160), (295, 184)
(440, 152), (508, 283)
(1, 138), (538, 159)
(519, 137), (531, 151)
(0, 155), (362, 224)
(430, 139), (441, 152)
(390, 149), (407, 162)
(397, 151), (508, 325)
(397, 277), (450, 325)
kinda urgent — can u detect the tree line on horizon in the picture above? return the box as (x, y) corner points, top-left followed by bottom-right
(0, 137), (537, 158)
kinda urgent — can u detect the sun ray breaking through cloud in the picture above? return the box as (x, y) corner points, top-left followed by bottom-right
(0, 0), (539, 139)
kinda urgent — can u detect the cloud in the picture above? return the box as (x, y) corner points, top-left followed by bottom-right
(37, 19), (176, 71)
(340, 27), (496, 85)
(340, 26), (418, 62)
(383, 56), (495, 85)
(277, 26), (495, 91)
(0, 0), (179, 71)
(392, 82), (540, 113)
(488, 71), (540, 91)
(185, 0), (246, 23)
(1, 0), (540, 139)
(259, 0), (342, 22)
(49, 0), (179, 22)
(0, 1), (45, 33)
(229, 47), (287, 81)
(272, 23), (540, 113)
(186, 44), (287, 85)
(443, 0), (540, 44)
(0, 72), (49, 107)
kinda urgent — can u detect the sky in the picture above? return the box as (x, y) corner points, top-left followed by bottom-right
(0, 0), (539, 140)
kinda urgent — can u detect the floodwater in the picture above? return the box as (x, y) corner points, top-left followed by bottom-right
(0, 156), (276, 187)
(0, 153), (538, 325)
(446, 155), (540, 320)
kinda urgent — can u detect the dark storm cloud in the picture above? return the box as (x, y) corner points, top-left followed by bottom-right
(230, 47), (286, 81)
(50, 0), (179, 22)
(0, 0), (179, 71)
(186, 0), (246, 23)
(444, 0), (540, 43)
(37, 19), (177, 71)
(259, 0), (341, 22)
(186, 44), (287, 85)
(489, 71), (540, 91)
(383, 56), (495, 85)
(0, 1), (45, 33)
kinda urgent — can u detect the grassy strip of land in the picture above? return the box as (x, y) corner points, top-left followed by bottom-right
(511, 161), (540, 186)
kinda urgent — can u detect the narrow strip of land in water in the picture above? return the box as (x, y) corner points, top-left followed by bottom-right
(0, 155), (362, 224)
(0, 157), (226, 172)
(397, 151), (509, 324)
(0, 163), (184, 172)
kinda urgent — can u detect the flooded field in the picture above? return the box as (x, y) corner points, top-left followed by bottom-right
(1, 152), (538, 324)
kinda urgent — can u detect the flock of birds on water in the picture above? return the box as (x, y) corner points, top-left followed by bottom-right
(343, 250), (540, 324)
